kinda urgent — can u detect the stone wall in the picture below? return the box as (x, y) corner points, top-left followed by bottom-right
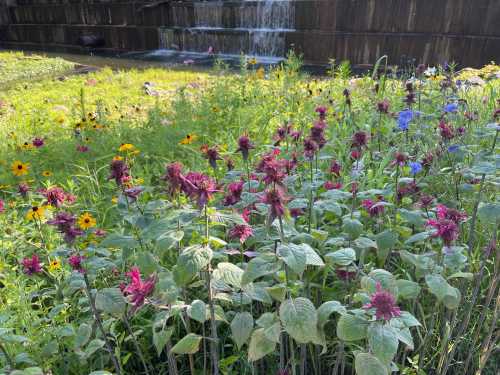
(1, 0), (499, 67)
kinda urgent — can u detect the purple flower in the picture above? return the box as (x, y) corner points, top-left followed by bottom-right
(162, 162), (185, 195)
(363, 282), (401, 321)
(18, 183), (30, 198)
(377, 100), (390, 113)
(182, 172), (218, 208)
(203, 146), (221, 170)
(41, 187), (69, 207)
(351, 131), (369, 148)
(426, 218), (459, 245)
(310, 120), (327, 148)
(123, 186), (143, 202)
(32, 137), (44, 148)
(47, 212), (83, 244)
(123, 266), (157, 313)
(22, 254), (42, 275)
(224, 181), (244, 206)
(303, 137), (319, 160)
(444, 103), (458, 113)
(262, 187), (289, 223)
(409, 161), (422, 175)
(315, 106), (327, 120)
(397, 110), (413, 131)
(77, 145), (89, 153)
(108, 159), (130, 187)
(68, 254), (85, 273)
(236, 136), (254, 161)
(447, 145), (460, 153)
(362, 198), (385, 217)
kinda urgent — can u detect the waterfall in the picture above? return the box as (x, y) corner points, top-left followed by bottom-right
(158, 0), (295, 60)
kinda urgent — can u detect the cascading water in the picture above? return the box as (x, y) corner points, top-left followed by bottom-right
(158, 0), (295, 62)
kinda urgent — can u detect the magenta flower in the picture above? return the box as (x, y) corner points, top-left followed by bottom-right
(123, 186), (143, 202)
(162, 162), (185, 196)
(363, 282), (401, 321)
(436, 204), (467, 224)
(289, 208), (304, 218)
(203, 146), (221, 170)
(182, 172), (218, 208)
(229, 224), (253, 244)
(77, 145), (89, 153)
(123, 267), (157, 313)
(377, 100), (390, 113)
(0, 200), (4, 213)
(47, 212), (83, 244)
(362, 198), (385, 217)
(18, 183), (30, 198)
(330, 160), (341, 176)
(438, 120), (454, 140)
(108, 159), (130, 187)
(32, 137), (44, 148)
(41, 187), (71, 207)
(315, 106), (327, 120)
(236, 135), (254, 161)
(351, 131), (369, 148)
(310, 120), (327, 148)
(68, 254), (85, 273)
(392, 151), (408, 166)
(335, 269), (357, 281)
(22, 254), (42, 275)
(426, 218), (459, 245)
(274, 126), (288, 145)
(224, 181), (244, 206)
(418, 195), (435, 209)
(262, 187), (289, 223)
(258, 154), (287, 185)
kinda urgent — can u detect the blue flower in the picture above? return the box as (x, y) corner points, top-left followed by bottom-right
(444, 103), (458, 113)
(447, 145), (460, 153)
(409, 162), (422, 175)
(398, 110), (413, 131)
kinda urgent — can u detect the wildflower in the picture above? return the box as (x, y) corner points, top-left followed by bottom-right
(26, 206), (45, 221)
(248, 57), (257, 65)
(32, 138), (44, 148)
(274, 126), (288, 145)
(48, 259), (61, 272)
(350, 150), (361, 160)
(236, 135), (254, 161)
(426, 218), (459, 245)
(224, 181), (244, 206)
(397, 181), (420, 202)
(393, 152), (408, 166)
(229, 224), (253, 244)
(18, 183), (30, 198)
(22, 254), (42, 275)
(397, 110), (413, 131)
(225, 157), (235, 171)
(123, 186), (143, 202)
(330, 160), (341, 176)
(94, 228), (107, 237)
(315, 106), (327, 120)
(11, 161), (29, 176)
(303, 137), (319, 159)
(162, 162), (185, 196)
(290, 130), (302, 142)
(310, 120), (327, 148)
(123, 266), (157, 312)
(182, 172), (218, 208)
(76, 145), (89, 152)
(436, 204), (467, 224)
(42, 171), (52, 177)
(418, 195), (435, 208)
(422, 152), (434, 168)
(47, 212), (83, 244)
(0, 200), (4, 213)
(203, 146), (221, 170)
(41, 187), (71, 208)
(108, 159), (130, 187)
(21, 141), (34, 150)
(262, 187), (289, 223)
(447, 145), (460, 153)
(409, 161), (422, 175)
(364, 282), (401, 321)
(438, 120), (454, 140)
(444, 103), (458, 113)
(179, 134), (197, 145)
(78, 212), (97, 230)
(335, 269), (357, 281)
(68, 254), (85, 273)
(362, 198), (385, 217)
(377, 99), (390, 113)
(351, 131), (369, 148)
(118, 143), (135, 152)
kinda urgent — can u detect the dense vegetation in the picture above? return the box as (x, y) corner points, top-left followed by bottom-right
(0, 51), (499, 375)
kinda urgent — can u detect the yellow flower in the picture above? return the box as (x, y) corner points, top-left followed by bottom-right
(256, 67), (265, 79)
(26, 206), (45, 220)
(179, 134), (198, 145)
(55, 115), (65, 124)
(11, 161), (29, 176)
(248, 57), (258, 65)
(21, 142), (34, 151)
(112, 155), (123, 162)
(111, 196), (118, 204)
(78, 212), (97, 230)
(49, 259), (61, 272)
(118, 143), (136, 152)
(135, 178), (144, 185)
(42, 171), (52, 177)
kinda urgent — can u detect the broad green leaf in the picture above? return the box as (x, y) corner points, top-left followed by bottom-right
(242, 255), (280, 286)
(95, 288), (126, 317)
(355, 352), (388, 375)
(213, 262), (244, 289)
(367, 323), (399, 363)
(278, 243), (307, 275)
(404, 231), (433, 244)
(478, 202), (500, 223)
(153, 327), (173, 356)
(74, 323), (92, 348)
(342, 218), (363, 239)
(256, 313), (281, 343)
(187, 300), (207, 323)
(301, 244), (325, 267)
(231, 312), (254, 349)
(317, 301), (347, 329)
(173, 245), (213, 286)
(375, 230), (398, 251)
(471, 162), (495, 175)
(266, 285), (287, 302)
(100, 233), (138, 249)
(325, 248), (356, 266)
(248, 328), (276, 362)
(279, 298), (318, 344)
(85, 339), (105, 357)
(171, 333), (202, 354)
(396, 279), (421, 299)
(336, 314), (368, 341)
(354, 237), (378, 249)
(425, 274), (461, 309)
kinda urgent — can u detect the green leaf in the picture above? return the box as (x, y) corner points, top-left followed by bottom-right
(425, 274), (461, 309)
(187, 300), (207, 323)
(325, 248), (356, 266)
(342, 218), (363, 239)
(448, 272), (474, 280)
(266, 285), (287, 302)
(171, 333), (202, 354)
(471, 162), (495, 175)
(153, 327), (173, 356)
(301, 244), (325, 267)
(213, 262), (244, 289)
(173, 245), (213, 286)
(367, 323), (399, 363)
(478, 202), (500, 223)
(355, 352), (389, 375)
(354, 237), (378, 249)
(375, 230), (398, 251)
(278, 243), (307, 275)
(95, 288), (126, 317)
(85, 339), (105, 357)
(231, 312), (254, 349)
(241, 255), (280, 286)
(74, 323), (92, 348)
(396, 279), (421, 299)
(404, 231), (433, 244)
(279, 298), (318, 344)
(255, 313), (281, 343)
(317, 301), (347, 329)
(336, 314), (368, 341)
(248, 328), (276, 362)
(100, 233), (139, 249)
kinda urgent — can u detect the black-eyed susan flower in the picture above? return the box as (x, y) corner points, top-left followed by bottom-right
(26, 206), (45, 220)
(48, 259), (61, 272)
(21, 142), (34, 151)
(179, 133), (197, 145)
(112, 155), (123, 162)
(78, 212), (97, 230)
(11, 161), (29, 176)
(248, 57), (258, 65)
(119, 143), (136, 152)
(42, 171), (52, 177)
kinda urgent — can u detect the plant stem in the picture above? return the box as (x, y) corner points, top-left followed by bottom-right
(0, 342), (14, 370)
(83, 274), (122, 375)
(123, 315), (151, 375)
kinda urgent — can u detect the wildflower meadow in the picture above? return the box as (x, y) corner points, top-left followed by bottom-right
(0, 51), (499, 375)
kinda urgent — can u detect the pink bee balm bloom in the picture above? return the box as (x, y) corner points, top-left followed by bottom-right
(363, 282), (401, 321)
(162, 162), (185, 196)
(123, 267), (157, 312)
(426, 218), (459, 245)
(224, 181), (244, 206)
(182, 172), (219, 208)
(22, 254), (42, 275)
(68, 254), (85, 273)
(236, 135), (255, 161)
(262, 187), (289, 223)
(229, 224), (253, 244)
(0, 200), (4, 213)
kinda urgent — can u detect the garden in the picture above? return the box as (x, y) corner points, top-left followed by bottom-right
(0, 50), (498, 375)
